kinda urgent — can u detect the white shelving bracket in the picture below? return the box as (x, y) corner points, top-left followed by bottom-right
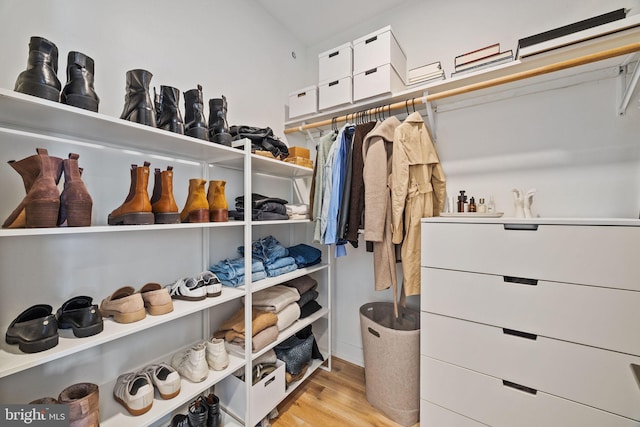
(422, 91), (437, 142)
(617, 53), (640, 116)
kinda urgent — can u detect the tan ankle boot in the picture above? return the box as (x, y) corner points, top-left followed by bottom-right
(150, 166), (179, 224)
(59, 153), (92, 227)
(58, 382), (99, 427)
(108, 162), (153, 225)
(180, 178), (209, 222)
(3, 148), (63, 228)
(207, 180), (228, 222)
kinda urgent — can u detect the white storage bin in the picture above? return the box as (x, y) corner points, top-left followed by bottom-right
(318, 42), (353, 83)
(218, 359), (285, 426)
(318, 76), (352, 110)
(288, 85), (317, 118)
(353, 63), (405, 101)
(353, 26), (407, 83)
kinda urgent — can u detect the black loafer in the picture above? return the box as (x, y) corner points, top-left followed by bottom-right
(5, 304), (58, 353)
(56, 296), (103, 338)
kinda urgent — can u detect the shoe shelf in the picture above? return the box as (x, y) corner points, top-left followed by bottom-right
(100, 353), (245, 427)
(0, 288), (245, 380)
(250, 307), (330, 362)
(0, 220), (246, 237)
(282, 357), (326, 400)
(0, 88), (245, 164)
(240, 263), (329, 294)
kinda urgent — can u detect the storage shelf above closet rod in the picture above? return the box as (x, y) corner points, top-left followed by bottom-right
(284, 41), (640, 134)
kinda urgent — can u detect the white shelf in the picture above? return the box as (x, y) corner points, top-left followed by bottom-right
(251, 219), (311, 226)
(0, 288), (245, 379)
(0, 88), (245, 164)
(422, 216), (640, 226)
(251, 307), (329, 361)
(217, 151), (314, 177)
(100, 353), (245, 427)
(0, 220), (245, 237)
(243, 263), (328, 294)
(283, 357), (326, 399)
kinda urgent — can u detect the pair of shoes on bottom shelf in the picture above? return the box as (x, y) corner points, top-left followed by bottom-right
(5, 296), (103, 354)
(166, 271), (221, 301)
(113, 363), (181, 416)
(30, 382), (99, 426)
(171, 393), (221, 427)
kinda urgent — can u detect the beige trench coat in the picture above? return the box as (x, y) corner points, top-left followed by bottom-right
(391, 112), (446, 296)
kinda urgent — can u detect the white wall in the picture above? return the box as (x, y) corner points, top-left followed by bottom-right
(286, 0), (640, 366)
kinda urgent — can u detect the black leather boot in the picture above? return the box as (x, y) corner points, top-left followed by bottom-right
(14, 36), (61, 102)
(157, 86), (184, 134)
(153, 87), (163, 127)
(184, 84), (208, 140)
(208, 96), (232, 146)
(120, 69), (156, 127)
(187, 396), (208, 427)
(205, 393), (221, 427)
(61, 51), (99, 112)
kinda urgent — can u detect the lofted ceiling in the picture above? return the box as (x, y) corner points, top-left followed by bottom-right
(255, 0), (409, 46)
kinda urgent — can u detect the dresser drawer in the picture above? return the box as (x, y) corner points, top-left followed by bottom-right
(421, 356), (638, 427)
(421, 312), (640, 420)
(421, 267), (640, 356)
(421, 222), (640, 291)
(421, 399), (487, 427)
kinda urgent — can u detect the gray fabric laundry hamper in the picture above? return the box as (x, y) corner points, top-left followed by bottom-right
(359, 302), (420, 426)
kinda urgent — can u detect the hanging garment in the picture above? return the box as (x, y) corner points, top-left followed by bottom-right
(312, 131), (338, 242)
(362, 116), (402, 302)
(320, 124), (349, 244)
(344, 121), (377, 247)
(391, 112), (446, 297)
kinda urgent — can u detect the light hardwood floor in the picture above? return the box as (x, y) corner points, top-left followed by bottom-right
(272, 357), (419, 427)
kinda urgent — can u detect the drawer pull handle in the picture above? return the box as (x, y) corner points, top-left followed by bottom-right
(503, 276), (538, 286)
(503, 224), (538, 231)
(297, 92), (306, 97)
(365, 68), (378, 75)
(366, 36), (378, 44)
(329, 51), (339, 58)
(503, 328), (537, 340)
(368, 327), (380, 338)
(328, 80), (339, 87)
(503, 380), (537, 395)
(264, 377), (276, 387)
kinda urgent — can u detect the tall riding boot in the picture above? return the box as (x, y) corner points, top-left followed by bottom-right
(180, 179), (209, 223)
(183, 84), (208, 141)
(208, 96), (232, 146)
(157, 86), (185, 134)
(14, 36), (61, 102)
(59, 153), (93, 227)
(150, 166), (180, 224)
(2, 148), (63, 228)
(108, 162), (154, 225)
(204, 393), (221, 427)
(58, 383), (100, 427)
(61, 51), (99, 112)
(207, 180), (228, 222)
(120, 69), (156, 127)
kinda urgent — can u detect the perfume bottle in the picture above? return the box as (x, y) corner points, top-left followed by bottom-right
(457, 190), (467, 213)
(487, 195), (496, 213)
(477, 198), (487, 213)
(469, 197), (476, 212)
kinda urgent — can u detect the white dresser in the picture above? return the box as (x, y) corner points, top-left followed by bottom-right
(420, 217), (640, 427)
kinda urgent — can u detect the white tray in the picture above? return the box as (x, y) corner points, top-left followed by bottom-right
(439, 212), (504, 218)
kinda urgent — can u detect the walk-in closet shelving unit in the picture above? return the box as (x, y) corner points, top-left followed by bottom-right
(0, 87), (330, 427)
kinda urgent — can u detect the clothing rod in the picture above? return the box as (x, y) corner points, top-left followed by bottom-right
(284, 41), (640, 134)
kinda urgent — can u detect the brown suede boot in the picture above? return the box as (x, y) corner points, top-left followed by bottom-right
(2, 148), (63, 228)
(58, 382), (99, 427)
(207, 180), (228, 222)
(150, 166), (180, 224)
(180, 178), (209, 223)
(108, 162), (154, 225)
(58, 153), (92, 227)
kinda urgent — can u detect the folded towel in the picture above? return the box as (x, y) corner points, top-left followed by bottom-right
(215, 307), (278, 338)
(282, 275), (317, 295)
(285, 204), (309, 215)
(288, 213), (310, 220)
(276, 302), (301, 331)
(246, 285), (300, 313)
(229, 324), (279, 353)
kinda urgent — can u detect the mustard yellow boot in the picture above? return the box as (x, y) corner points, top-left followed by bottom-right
(180, 178), (209, 223)
(207, 180), (228, 222)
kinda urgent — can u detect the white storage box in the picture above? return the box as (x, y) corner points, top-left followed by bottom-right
(353, 26), (407, 83)
(318, 76), (352, 110)
(218, 359), (285, 426)
(288, 85), (317, 118)
(353, 63), (405, 101)
(318, 42), (353, 83)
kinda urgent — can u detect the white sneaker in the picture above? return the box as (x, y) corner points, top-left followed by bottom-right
(113, 371), (154, 416)
(171, 342), (209, 383)
(167, 277), (206, 301)
(142, 363), (181, 399)
(206, 337), (230, 371)
(197, 271), (222, 297)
